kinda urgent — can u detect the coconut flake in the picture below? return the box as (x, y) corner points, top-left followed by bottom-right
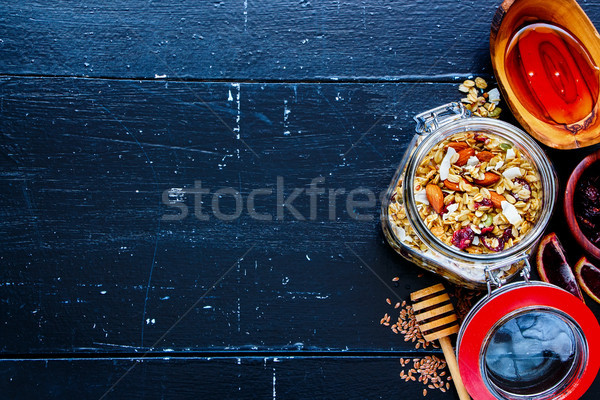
(414, 189), (430, 205)
(505, 148), (515, 160)
(501, 201), (522, 225)
(495, 160), (504, 170)
(443, 203), (459, 220)
(488, 88), (500, 104)
(439, 147), (456, 181)
(503, 167), (523, 180)
(466, 156), (479, 167)
(472, 236), (480, 246)
(393, 225), (412, 243)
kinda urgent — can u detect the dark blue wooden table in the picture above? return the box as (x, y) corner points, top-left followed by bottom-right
(2, 1), (600, 398)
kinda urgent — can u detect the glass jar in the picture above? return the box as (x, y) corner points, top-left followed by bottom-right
(381, 102), (558, 289)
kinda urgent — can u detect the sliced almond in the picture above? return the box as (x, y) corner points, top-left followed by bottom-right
(476, 151), (494, 162)
(474, 172), (501, 186)
(446, 142), (469, 151)
(444, 179), (461, 191)
(426, 184), (444, 214)
(455, 148), (475, 166)
(443, 178), (473, 192)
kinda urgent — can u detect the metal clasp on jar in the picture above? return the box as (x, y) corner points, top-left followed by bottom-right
(484, 256), (532, 296)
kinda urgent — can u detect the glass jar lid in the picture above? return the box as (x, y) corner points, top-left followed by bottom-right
(457, 281), (600, 399)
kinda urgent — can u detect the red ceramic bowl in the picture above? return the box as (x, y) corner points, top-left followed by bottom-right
(564, 149), (600, 261)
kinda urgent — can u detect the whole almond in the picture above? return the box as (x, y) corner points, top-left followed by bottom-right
(426, 184), (444, 214)
(446, 142), (469, 151)
(444, 179), (461, 191)
(474, 172), (501, 186)
(476, 151), (494, 162)
(455, 148), (475, 166)
(490, 191), (506, 209)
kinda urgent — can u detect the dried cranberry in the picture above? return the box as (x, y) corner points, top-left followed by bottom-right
(474, 134), (487, 143)
(511, 178), (532, 201)
(481, 226), (494, 234)
(481, 228), (513, 252)
(474, 198), (493, 209)
(452, 227), (474, 250)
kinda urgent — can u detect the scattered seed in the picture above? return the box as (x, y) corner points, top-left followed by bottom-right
(386, 298), (392, 305)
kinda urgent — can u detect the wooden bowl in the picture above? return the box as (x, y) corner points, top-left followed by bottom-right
(564, 149), (600, 261)
(490, 0), (600, 149)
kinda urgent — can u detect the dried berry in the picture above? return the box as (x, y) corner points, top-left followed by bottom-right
(474, 198), (493, 209)
(481, 228), (513, 252)
(452, 227), (474, 250)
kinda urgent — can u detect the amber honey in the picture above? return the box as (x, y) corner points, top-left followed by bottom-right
(505, 22), (600, 127)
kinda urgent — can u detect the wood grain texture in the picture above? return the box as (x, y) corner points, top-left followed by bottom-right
(4, 0), (600, 397)
(1, 356), (598, 399)
(0, 77), (465, 354)
(0, 0), (510, 80)
(0, 357), (460, 400)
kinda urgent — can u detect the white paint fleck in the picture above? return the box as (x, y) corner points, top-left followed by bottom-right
(228, 90), (233, 101)
(237, 296), (241, 333)
(100, 290), (107, 295)
(232, 83), (241, 158)
(272, 367), (276, 399)
(305, 254), (311, 261)
(203, 305), (212, 309)
(283, 99), (291, 136)
(243, 0), (248, 31)
(154, 74), (167, 79)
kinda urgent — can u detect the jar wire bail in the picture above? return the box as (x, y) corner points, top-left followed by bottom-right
(485, 256), (532, 296)
(414, 102), (471, 135)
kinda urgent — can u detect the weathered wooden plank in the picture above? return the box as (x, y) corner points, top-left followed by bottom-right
(1, 77), (467, 354)
(1, 356), (599, 399)
(0, 0), (544, 80)
(0, 356), (487, 400)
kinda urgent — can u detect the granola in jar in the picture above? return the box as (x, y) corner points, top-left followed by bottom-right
(388, 131), (542, 255)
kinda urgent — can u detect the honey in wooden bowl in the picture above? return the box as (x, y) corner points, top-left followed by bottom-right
(505, 22), (600, 126)
(491, 0), (600, 149)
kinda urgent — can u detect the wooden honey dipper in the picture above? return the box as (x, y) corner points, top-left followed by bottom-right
(411, 283), (471, 400)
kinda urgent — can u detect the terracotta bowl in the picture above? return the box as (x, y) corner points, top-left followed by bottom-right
(564, 148), (600, 260)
